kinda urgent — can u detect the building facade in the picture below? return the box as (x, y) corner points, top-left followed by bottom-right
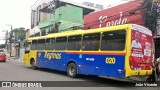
(29, 0), (98, 37)
(30, 0), (53, 37)
(83, 1), (103, 10)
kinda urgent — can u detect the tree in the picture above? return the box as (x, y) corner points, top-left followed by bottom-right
(0, 44), (5, 49)
(13, 27), (26, 41)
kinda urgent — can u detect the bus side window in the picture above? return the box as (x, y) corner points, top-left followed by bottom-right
(82, 33), (100, 51)
(46, 38), (55, 50)
(67, 35), (82, 51)
(37, 39), (45, 50)
(101, 30), (126, 51)
(31, 40), (37, 50)
(55, 37), (67, 50)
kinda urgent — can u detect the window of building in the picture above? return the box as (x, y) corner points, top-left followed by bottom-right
(31, 40), (37, 50)
(37, 39), (45, 50)
(67, 35), (82, 50)
(82, 33), (100, 51)
(46, 38), (55, 50)
(101, 30), (126, 51)
(55, 37), (67, 50)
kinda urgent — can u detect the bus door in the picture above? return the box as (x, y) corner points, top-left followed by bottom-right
(24, 41), (31, 65)
(130, 25), (153, 71)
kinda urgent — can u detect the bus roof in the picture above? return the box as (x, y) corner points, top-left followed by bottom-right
(26, 24), (149, 40)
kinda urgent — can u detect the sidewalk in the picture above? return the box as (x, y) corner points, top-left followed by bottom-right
(6, 49), (23, 63)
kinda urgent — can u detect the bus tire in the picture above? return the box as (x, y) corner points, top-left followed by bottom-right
(30, 59), (37, 70)
(67, 63), (77, 78)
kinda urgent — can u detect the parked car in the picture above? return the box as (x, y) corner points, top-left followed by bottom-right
(0, 52), (6, 62)
(0, 49), (6, 62)
(0, 49), (5, 53)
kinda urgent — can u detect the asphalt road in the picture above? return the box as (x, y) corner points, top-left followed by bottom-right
(0, 59), (159, 90)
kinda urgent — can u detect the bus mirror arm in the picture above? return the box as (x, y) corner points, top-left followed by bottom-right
(25, 51), (30, 53)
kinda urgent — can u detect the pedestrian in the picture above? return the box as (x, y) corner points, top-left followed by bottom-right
(146, 65), (156, 82)
(155, 58), (160, 80)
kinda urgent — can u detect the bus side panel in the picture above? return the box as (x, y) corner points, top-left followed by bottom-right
(24, 51), (37, 65)
(24, 53), (30, 65)
(66, 53), (125, 78)
(36, 52), (66, 71)
(36, 51), (125, 78)
(29, 50), (37, 65)
(36, 52), (47, 68)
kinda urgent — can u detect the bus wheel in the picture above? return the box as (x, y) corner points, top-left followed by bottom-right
(30, 60), (37, 70)
(67, 63), (77, 78)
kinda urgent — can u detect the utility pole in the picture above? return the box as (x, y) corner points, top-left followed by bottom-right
(5, 31), (8, 50)
(14, 28), (16, 46)
(7, 25), (13, 57)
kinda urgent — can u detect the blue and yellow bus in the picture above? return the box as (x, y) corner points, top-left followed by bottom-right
(24, 24), (153, 78)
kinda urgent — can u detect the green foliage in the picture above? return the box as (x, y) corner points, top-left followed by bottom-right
(0, 44), (5, 49)
(13, 27), (26, 41)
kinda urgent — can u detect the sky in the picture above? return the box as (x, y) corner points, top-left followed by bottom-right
(0, 0), (128, 44)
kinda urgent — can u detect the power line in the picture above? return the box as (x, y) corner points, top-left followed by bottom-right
(31, 0), (50, 9)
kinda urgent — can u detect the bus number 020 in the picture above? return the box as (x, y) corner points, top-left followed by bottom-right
(106, 58), (116, 64)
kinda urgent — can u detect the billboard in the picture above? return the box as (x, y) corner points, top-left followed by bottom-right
(130, 24), (153, 70)
(84, 0), (146, 29)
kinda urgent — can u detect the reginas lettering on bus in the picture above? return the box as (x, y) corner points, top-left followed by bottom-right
(44, 52), (61, 60)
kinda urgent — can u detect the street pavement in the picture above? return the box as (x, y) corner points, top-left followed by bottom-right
(0, 53), (159, 90)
